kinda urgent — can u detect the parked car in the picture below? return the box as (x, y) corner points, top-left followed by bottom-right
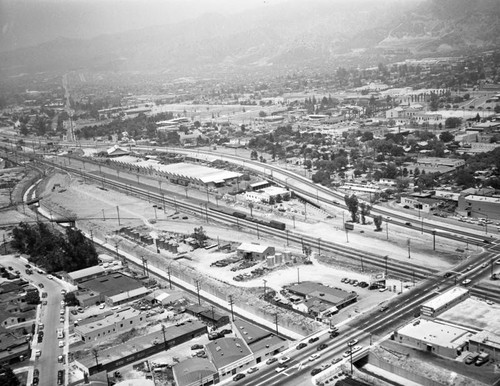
(233, 373), (245, 381)
(278, 356), (291, 364)
(247, 367), (259, 374)
(191, 344), (203, 350)
(266, 357), (278, 365)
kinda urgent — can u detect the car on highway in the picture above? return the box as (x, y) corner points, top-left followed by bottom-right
(233, 373), (245, 381)
(443, 272), (453, 278)
(481, 262), (488, 268)
(343, 345), (363, 357)
(347, 339), (358, 347)
(266, 357), (278, 365)
(380, 306), (388, 312)
(462, 279), (472, 286)
(247, 367), (259, 374)
(308, 353), (321, 361)
(496, 259), (500, 265)
(308, 336), (319, 343)
(275, 364), (288, 373)
(318, 343), (328, 351)
(296, 342), (307, 350)
(278, 356), (291, 364)
(332, 357), (342, 364)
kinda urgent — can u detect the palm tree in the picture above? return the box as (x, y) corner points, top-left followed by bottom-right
(248, 202), (254, 217)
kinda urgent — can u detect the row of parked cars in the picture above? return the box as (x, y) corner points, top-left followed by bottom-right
(341, 277), (369, 288)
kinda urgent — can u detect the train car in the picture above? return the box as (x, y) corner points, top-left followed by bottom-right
(269, 220), (286, 230)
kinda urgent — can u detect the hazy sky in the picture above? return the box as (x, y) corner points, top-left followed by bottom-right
(0, 0), (293, 51)
(0, 0), (413, 52)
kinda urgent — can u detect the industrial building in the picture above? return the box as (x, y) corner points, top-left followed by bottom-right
(287, 281), (358, 317)
(420, 287), (469, 319)
(468, 330), (500, 361)
(74, 307), (145, 342)
(236, 243), (275, 261)
(173, 358), (218, 386)
(394, 319), (473, 358)
(205, 337), (253, 381)
(64, 265), (106, 285)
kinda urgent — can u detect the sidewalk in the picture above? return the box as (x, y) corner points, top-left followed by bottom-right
(91, 233), (304, 341)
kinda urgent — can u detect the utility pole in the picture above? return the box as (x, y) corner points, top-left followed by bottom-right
(91, 349), (99, 367)
(161, 324), (167, 351)
(102, 209), (106, 221)
(116, 206), (121, 226)
(256, 223), (260, 239)
(195, 280), (201, 305)
(263, 279), (267, 298)
(274, 313), (279, 335)
(297, 267), (300, 284)
(167, 267), (172, 289)
(384, 255), (388, 277)
(407, 238), (411, 259)
(228, 295), (235, 322)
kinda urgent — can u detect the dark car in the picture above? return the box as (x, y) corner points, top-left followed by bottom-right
(318, 343), (328, 351)
(443, 272), (453, 278)
(311, 368), (322, 376)
(191, 344), (203, 350)
(308, 337), (319, 343)
(37, 335), (43, 343)
(32, 377), (39, 386)
(33, 369), (39, 377)
(296, 343), (307, 350)
(330, 331), (339, 338)
(233, 373), (246, 381)
(220, 329), (232, 335)
(266, 357), (278, 365)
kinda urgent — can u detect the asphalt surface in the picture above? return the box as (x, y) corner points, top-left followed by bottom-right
(3, 255), (68, 386)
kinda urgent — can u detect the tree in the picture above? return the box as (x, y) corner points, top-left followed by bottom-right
(445, 117), (462, 129)
(268, 196), (275, 205)
(439, 131), (454, 142)
(191, 226), (208, 247)
(373, 215), (383, 231)
(250, 150), (258, 160)
(344, 194), (359, 223)
(359, 203), (371, 225)
(248, 202), (254, 217)
(25, 290), (40, 304)
(64, 292), (79, 307)
(258, 111), (267, 117)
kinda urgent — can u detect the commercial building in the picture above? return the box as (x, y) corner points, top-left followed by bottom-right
(0, 330), (31, 366)
(232, 318), (287, 363)
(287, 282), (358, 318)
(205, 337), (253, 381)
(65, 265), (106, 285)
(394, 319), (473, 358)
(457, 191), (500, 221)
(420, 287), (469, 319)
(244, 186), (290, 203)
(78, 272), (148, 306)
(75, 319), (206, 375)
(185, 304), (230, 328)
(74, 307), (145, 342)
(172, 358), (218, 386)
(236, 243), (275, 261)
(468, 330), (500, 361)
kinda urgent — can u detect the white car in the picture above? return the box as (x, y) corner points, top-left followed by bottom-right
(35, 349), (41, 357)
(308, 353), (321, 361)
(47, 274), (53, 280)
(275, 365), (288, 373)
(58, 340), (64, 348)
(462, 279), (472, 286)
(347, 339), (358, 347)
(278, 356), (291, 364)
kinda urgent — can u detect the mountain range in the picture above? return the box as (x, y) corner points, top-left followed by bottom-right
(1, 0), (500, 77)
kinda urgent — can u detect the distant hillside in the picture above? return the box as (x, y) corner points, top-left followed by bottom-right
(1, 0), (499, 77)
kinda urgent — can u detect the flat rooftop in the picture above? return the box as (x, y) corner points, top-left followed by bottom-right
(288, 282), (355, 305)
(237, 242), (271, 254)
(75, 307), (142, 335)
(173, 358), (217, 386)
(205, 337), (252, 369)
(77, 319), (205, 368)
(421, 287), (469, 311)
(398, 319), (473, 348)
(470, 330), (500, 350)
(465, 194), (500, 204)
(79, 272), (144, 297)
(438, 297), (500, 336)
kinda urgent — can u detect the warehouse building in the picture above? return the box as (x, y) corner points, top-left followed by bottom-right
(394, 319), (473, 358)
(205, 337), (254, 381)
(172, 358), (218, 386)
(65, 265), (106, 285)
(420, 287), (469, 319)
(236, 243), (275, 261)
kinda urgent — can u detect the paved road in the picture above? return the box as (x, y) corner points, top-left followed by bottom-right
(3, 255), (68, 386)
